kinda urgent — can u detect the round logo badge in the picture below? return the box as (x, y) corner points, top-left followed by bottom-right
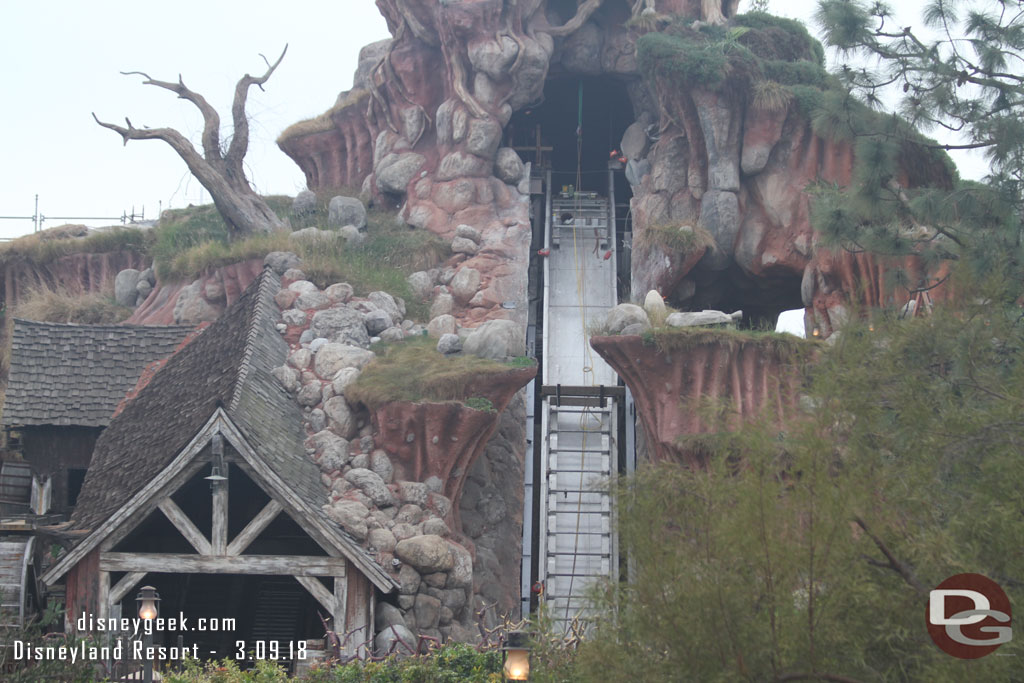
(927, 573), (1012, 659)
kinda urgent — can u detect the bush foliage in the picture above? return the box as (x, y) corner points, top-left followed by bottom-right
(578, 292), (1024, 681)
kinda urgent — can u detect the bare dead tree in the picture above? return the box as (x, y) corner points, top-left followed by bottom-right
(94, 46), (290, 237)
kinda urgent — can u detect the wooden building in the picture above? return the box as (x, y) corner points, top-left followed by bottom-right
(2, 318), (192, 517)
(41, 271), (395, 658)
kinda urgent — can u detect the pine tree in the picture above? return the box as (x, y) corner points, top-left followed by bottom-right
(810, 0), (1024, 296)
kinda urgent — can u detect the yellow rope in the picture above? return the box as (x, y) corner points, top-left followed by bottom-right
(561, 120), (603, 621)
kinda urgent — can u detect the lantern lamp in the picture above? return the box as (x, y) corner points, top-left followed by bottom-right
(502, 630), (531, 681)
(136, 585), (160, 621)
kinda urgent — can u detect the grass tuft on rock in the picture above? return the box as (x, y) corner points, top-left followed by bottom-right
(347, 336), (529, 411)
(13, 285), (134, 325)
(643, 326), (817, 360)
(152, 198), (448, 321)
(0, 227), (149, 267)
(635, 222), (714, 254)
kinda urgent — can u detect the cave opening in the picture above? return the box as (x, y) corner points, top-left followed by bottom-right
(683, 265), (805, 331)
(507, 75), (636, 299)
(505, 76), (634, 195)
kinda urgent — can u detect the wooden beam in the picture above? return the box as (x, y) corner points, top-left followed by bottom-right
(158, 498), (212, 555)
(295, 575), (335, 615)
(211, 476), (228, 554)
(335, 573), (348, 652)
(109, 571), (148, 605)
(98, 570), (109, 622)
(43, 411), (228, 586)
(100, 552), (349, 577)
(226, 499), (283, 556)
(218, 419), (396, 592)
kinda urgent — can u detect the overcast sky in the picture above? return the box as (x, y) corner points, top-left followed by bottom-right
(0, 1), (391, 238)
(0, 1), (986, 241)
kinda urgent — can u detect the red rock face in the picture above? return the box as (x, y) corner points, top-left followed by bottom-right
(633, 89), (956, 334)
(1, 250), (148, 315)
(373, 364), (535, 528)
(126, 259), (265, 325)
(591, 334), (804, 466)
(280, 3), (950, 338)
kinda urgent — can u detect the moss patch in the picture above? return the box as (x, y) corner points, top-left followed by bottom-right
(347, 336), (534, 411)
(643, 326), (818, 361)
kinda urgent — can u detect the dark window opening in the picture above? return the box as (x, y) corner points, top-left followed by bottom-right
(66, 468), (87, 508)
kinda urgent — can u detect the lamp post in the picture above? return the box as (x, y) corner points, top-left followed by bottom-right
(136, 586), (160, 683)
(502, 630), (531, 681)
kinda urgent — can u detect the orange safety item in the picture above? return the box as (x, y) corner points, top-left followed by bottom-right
(537, 248), (550, 257)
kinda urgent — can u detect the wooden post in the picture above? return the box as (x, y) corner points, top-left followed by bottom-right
(98, 570), (110, 621)
(211, 471), (228, 554)
(334, 574), (349, 656)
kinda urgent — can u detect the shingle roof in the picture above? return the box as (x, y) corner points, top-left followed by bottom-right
(2, 320), (193, 428)
(70, 271), (272, 531)
(66, 270), (391, 588)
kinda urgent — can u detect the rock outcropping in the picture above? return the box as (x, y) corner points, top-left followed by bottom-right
(592, 332), (807, 466)
(280, 1), (951, 337)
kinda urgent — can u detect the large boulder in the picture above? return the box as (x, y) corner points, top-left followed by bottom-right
(665, 310), (743, 328)
(368, 291), (403, 325)
(115, 269), (142, 307)
(328, 196), (367, 229)
(311, 429), (350, 469)
(407, 271), (434, 300)
(375, 624), (416, 656)
(324, 500), (369, 540)
(602, 303), (650, 334)
(376, 153), (426, 194)
(323, 396), (358, 439)
(494, 147), (525, 184)
(363, 309), (393, 335)
(345, 468), (397, 507)
(310, 308), (370, 347)
(264, 251), (302, 275)
(450, 267), (481, 303)
(462, 319), (525, 360)
(314, 343), (375, 378)
(292, 190), (318, 218)
(394, 535), (455, 573)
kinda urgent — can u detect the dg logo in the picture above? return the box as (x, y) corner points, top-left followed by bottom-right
(927, 573), (1012, 659)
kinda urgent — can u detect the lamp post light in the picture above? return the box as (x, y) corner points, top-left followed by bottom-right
(502, 630), (531, 681)
(136, 586), (160, 683)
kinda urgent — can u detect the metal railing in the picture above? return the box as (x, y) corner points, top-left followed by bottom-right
(0, 194), (150, 239)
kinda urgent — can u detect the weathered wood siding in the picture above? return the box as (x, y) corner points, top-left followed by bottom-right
(22, 426), (102, 513)
(346, 568), (374, 651)
(65, 548), (100, 632)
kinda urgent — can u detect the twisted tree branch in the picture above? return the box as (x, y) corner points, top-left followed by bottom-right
(226, 44), (288, 170)
(119, 70), (222, 161)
